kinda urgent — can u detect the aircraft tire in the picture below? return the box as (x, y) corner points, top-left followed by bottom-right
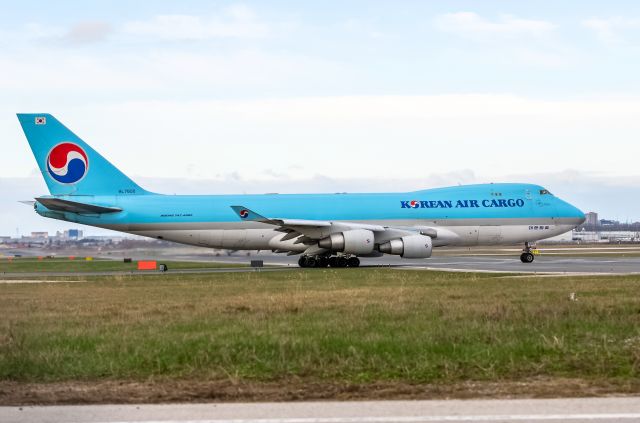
(520, 252), (534, 263)
(306, 256), (317, 268)
(336, 257), (348, 268)
(298, 256), (307, 268)
(347, 257), (360, 267)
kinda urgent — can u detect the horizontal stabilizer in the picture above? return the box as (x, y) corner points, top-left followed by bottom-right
(36, 197), (123, 214)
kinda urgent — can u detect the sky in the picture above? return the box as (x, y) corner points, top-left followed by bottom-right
(2, 0), (640, 235)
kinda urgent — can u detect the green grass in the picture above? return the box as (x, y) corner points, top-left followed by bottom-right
(0, 257), (245, 273)
(1, 269), (639, 386)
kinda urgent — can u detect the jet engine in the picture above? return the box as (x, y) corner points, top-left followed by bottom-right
(378, 234), (433, 258)
(318, 229), (375, 254)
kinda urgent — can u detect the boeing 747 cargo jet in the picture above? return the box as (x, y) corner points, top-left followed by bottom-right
(18, 114), (585, 267)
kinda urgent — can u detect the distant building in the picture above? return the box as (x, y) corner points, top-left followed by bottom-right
(65, 229), (83, 239)
(573, 230), (640, 243)
(56, 229), (83, 240)
(30, 231), (49, 239)
(584, 212), (598, 227)
(82, 235), (126, 243)
(600, 219), (618, 227)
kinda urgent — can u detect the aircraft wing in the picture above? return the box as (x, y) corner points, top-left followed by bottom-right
(230, 205), (460, 251)
(230, 205), (331, 228)
(230, 205), (386, 240)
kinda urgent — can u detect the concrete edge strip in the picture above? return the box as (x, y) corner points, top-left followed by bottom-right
(92, 413), (640, 423)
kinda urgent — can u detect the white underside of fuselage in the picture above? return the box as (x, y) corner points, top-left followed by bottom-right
(123, 219), (577, 252)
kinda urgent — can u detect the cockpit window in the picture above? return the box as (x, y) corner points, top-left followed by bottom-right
(539, 189), (552, 195)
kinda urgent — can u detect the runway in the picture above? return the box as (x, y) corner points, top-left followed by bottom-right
(3, 398), (640, 423)
(177, 254), (640, 275)
(391, 256), (640, 274)
(1, 255), (639, 278)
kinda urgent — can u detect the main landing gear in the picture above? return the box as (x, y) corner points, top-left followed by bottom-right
(298, 255), (360, 268)
(520, 242), (535, 263)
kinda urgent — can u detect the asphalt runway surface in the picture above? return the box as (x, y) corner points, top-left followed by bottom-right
(169, 254), (640, 275)
(1, 255), (640, 278)
(4, 398), (640, 423)
(393, 256), (640, 274)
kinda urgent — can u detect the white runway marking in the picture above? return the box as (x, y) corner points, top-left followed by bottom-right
(0, 279), (82, 284)
(6, 398), (640, 423)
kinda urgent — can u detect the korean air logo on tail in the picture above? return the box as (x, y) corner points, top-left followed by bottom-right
(239, 209), (249, 219)
(46, 142), (89, 184)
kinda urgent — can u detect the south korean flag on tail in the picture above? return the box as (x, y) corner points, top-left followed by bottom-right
(35, 116), (46, 125)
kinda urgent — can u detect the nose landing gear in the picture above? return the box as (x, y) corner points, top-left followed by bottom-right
(520, 242), (535, 263)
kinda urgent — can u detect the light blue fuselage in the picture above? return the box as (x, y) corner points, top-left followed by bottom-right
(36, 182), (585, 250)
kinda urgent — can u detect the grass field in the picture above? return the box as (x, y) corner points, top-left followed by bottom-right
(1, 267), (640, 403)
(0, 257), (245, 273)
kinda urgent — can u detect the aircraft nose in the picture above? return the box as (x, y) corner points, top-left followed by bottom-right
(567, 202), (586, 225)
(574, 206), (586, 224)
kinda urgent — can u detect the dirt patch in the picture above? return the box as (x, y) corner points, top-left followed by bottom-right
(2, 378), (639, 405)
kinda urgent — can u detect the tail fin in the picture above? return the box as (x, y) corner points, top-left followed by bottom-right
(17, 113), (149, 196)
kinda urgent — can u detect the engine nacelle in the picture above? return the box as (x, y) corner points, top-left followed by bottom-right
(378, 234), (433, 258)
(318, 229), (375, 254)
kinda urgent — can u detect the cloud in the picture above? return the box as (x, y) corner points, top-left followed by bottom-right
(2, 5), (267, 46)
(341, 18), (391, 40)
(433, 12), (565, 68)
(435, 12), (556, 38)
(1, 21), (112, 46)
(122, 5), (269, 40)
(65, 21), (112, 44)
(5, 90), (640, 187)
(582, 17), (640, 44)
(39, 96), (640, 189)
(5, 94), (640, 184)
(510, 47), (573, 67)
(0, 49), (346, 98)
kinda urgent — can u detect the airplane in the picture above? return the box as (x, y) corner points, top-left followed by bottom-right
(17, 113), (585, 267)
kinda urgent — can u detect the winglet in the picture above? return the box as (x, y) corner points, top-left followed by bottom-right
(230, 205), (269, 222)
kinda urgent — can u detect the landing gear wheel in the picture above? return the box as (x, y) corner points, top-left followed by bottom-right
(298, 256), (307, 268)
(317, 256), (329, 268)
(329, 256), (348, 267)
(347, 257), (360, 267)
(305, 256), (317, 268)
(520, 252), (534, 263)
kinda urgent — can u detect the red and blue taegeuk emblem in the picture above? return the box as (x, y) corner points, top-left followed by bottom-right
(46, 142), (89, 184)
